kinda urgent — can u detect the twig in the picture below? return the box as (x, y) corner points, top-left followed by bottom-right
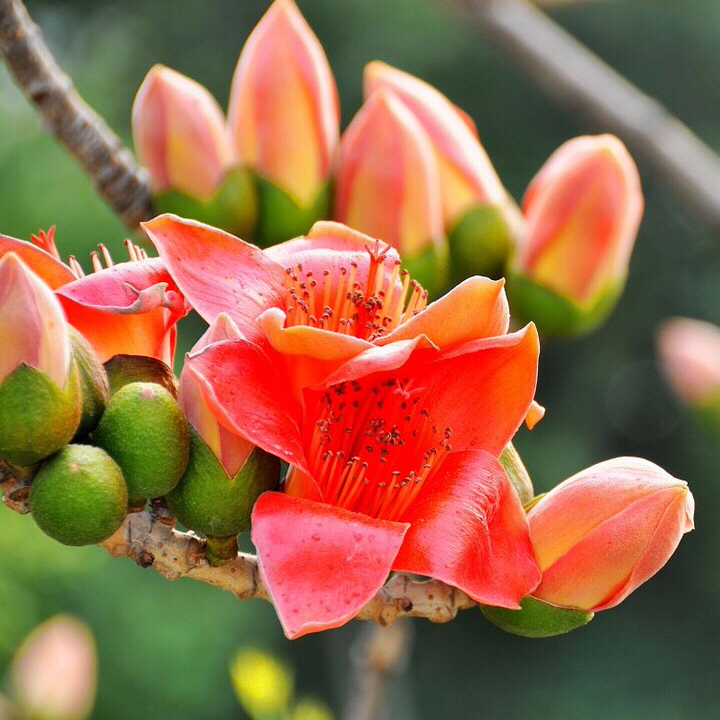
(343, 622), (414, 720)
(1, 463), (477, 626)
(0, 0), (153, 228)
(448, 0), (720, 231)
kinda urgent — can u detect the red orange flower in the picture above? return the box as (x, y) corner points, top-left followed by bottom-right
(187, 323), (540, 638)
(0, 231), (187, 365)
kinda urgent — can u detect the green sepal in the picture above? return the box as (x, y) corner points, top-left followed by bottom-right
(523, 492), (546, 513)
(253, 173), (331, 246)
(480, 596), (594, 638)
(104, 354), (177, 397)
(168, 428), (280, 540)
(403, 237), (450, 298)
(499, 442), (533, 505)
(69, 328), (109, 439)
(506, 270), (625, 338)
(449, 203), (517, 282)
(0, 362), (81, 466)
(153, 166), (258, 238)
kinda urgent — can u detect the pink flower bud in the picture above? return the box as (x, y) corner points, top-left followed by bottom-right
(0, 253), (71, 388)
(180, 313), (254, 475)
(363, 61), (507, 226)
(132, 65), (234, 198)
(528, 457), (694, 611)
(657, 317), (720, 406)
(335, 89), (444, 258)
(516, 135), (644, 302)
(227, 0), (339, 205)
(11, 616), (97, 720)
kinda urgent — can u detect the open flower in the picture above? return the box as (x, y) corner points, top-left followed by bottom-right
(0, 230), (187, 365)
(186, 323), (541, 638)
(143, 214), (511, 394)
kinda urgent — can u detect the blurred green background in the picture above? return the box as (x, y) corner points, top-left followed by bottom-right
(1, 0), (719, 718)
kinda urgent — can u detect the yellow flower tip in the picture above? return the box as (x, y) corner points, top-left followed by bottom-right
(230, 648), (293, 716)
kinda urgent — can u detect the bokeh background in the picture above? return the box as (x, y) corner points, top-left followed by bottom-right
(1, 0), (719, 718)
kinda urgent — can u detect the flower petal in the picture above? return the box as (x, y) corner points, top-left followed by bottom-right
(252, 492), (409, 638)
(375, 276), (509, 349)
(142, 215), (287, 343)
(394, 450), (540, 607)
(186, 338), (306, 470)
(0, 234), (75, 289)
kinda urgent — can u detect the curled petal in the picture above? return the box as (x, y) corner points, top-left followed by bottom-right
(0, 233), (75, 289)
(394, 450), (540, 607)
(252, 492), (408, 638)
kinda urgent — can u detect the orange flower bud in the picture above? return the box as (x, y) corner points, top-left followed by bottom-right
(528, 458), (694, 611)
(227, 0), (339, 206)
(363, 61), (507, 227)
(0, 252), (71, 388)
(132, 65), (234, 198)
(12, 616), (97, 720)
(658, 317), (720, 407)
(180, 313), (254, 475)
(516, 134), (643, 303)
(335, 89), (444, 261)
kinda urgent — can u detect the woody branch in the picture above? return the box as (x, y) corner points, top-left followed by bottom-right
(0, 0), (153, 228)
(1, 463), (476, 626)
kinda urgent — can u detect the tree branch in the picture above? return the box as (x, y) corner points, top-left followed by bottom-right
(448, 0), (720, 231)
(0, 0), (153, 228)
(1, 462), (477, 626)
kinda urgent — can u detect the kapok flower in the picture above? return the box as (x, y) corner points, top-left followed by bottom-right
(133, 65), (234, 199)
(0, 231), (187, 365)
(186, 323), (541, 638)
(515, 134), (643, 304)
(12, 616), (97, 720)
(180, 313), (254, 475)
(335, 90), (445, 279)
(528, 457), (694, 611)
(657, 317), (720, 407)
(363, 61), (508, 227)
(0, 253), (71, 388)
(143, 214), (511, 396)
(227, 0), (339, 207)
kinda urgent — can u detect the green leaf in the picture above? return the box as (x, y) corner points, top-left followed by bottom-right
(480, 596), (593, 638)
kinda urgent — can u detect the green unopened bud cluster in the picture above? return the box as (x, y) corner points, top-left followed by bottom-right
(1, 340), (278, 562)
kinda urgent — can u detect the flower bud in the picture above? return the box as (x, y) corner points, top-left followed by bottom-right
(69, 328), (110, 439)
(508, 135), (643, 336)
(11, 616), (97, 720)
(132, 64), (234, 199)
(168, 314), (280, 564)
(335, 89), (447, 291)
(528, 457), (694, 611)
(657, 317), (720, 412)
(228, 0), (339, 241)
(0, 253), (80, 465)
(94, 382), (190, 509)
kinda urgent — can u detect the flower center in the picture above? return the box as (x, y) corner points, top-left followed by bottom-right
(290, 376), (453, 521)
(283, 241), (428, 341)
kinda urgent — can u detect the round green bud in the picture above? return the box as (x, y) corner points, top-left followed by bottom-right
(0, 363), (81, 466)
(168, 429), (280, 564)
(69, 328), (109, 439)
(30, 444), (128, 545)
(94, 382), (190, 505)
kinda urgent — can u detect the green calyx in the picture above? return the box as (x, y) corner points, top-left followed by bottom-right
(480, 596), (594, 638)
(506, 270), (626, 338)
(403, 237), (450, 299)
(94, 381), (190, 506)
(154, 166), (258, 239)
(253, 173), (331, 246)
(0, 362), (81, 466)
(168, 429), (280, 564)
(104, 355), (177, 397)
(449, 202), (517, 282)
(30, 444), (128, 546)
(499, 442), (534, 505)
(69, 328), (110, 439)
